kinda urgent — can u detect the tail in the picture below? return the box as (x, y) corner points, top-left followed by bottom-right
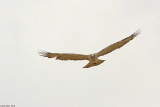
(83, 59), (105, 68)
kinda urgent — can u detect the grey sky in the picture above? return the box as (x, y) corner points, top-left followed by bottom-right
(0, 0), (160, 107)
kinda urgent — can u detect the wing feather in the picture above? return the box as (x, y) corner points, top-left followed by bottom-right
(39, 51), (89, 60)
(97, 30), (141, 56)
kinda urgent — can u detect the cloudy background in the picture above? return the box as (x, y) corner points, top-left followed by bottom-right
(0, 0), (160, 107)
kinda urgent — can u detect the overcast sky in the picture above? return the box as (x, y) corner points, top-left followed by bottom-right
(0, 0), (160, 107)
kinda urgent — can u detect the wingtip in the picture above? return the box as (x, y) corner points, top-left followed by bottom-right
(133, 29), (141, 36)
(38, 51), (49, 57)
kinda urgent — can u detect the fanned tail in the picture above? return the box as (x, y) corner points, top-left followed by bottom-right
(83, 59), (105, 68)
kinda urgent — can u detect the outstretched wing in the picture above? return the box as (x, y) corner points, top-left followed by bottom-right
(39, 51), (89, 61)
(97, 30), (141, 57)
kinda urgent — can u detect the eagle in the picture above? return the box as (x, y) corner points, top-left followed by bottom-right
(39, 30), (141, 68)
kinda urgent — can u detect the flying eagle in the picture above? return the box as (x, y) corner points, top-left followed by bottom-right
(39, 30), (141, 68)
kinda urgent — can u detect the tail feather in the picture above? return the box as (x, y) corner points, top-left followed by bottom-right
(83, 59), (105, 68)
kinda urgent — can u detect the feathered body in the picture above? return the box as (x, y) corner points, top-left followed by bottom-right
(39, 30), (141, 68)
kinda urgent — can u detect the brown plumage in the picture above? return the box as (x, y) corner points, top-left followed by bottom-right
(39, 30), (141, 68)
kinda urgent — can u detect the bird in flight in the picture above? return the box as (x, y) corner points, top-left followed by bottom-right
(39, 30), (141, 68)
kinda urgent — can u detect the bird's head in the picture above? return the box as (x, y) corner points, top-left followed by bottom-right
(90, 53), (98, 61)
(91, 54), (96, 58)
